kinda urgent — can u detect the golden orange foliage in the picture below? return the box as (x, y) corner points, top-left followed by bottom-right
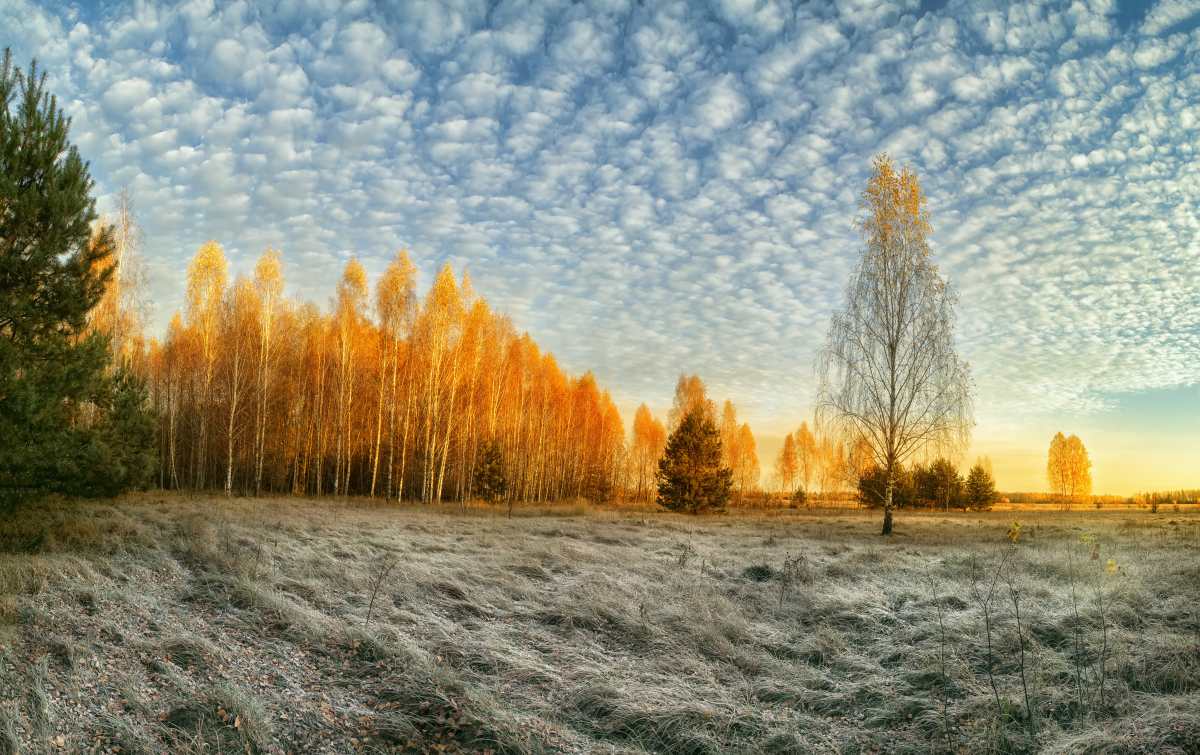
(89, 188), (151, 372)
(1047, 432), (1092, 509)
(667, 373), (716, 433)
(144, 245), (628, 503)
(772, 432), (798, 494)
(630, 403), (667, 504)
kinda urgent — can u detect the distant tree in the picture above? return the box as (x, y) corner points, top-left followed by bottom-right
(251, 246), (286, 496)
(373, 250), (419, 501)
(794, 422), (817, 503)
(184, 239), (228, 489)
(814, 154), (973, 535)
(929, 458), (963, 511)
(656, 406), (732, 514)
(666, 374), (716, 434)
(631, 403), (667, 503)
(472, 439), (507, 504)
(731, 422), (759, 504)
(845, 434), (875, 492)
(816, 434), (839, 504)
(966, 456), (998, 511)
(90, 186), (151, 371)
(0, 51), (155, 511)
(909, 462), (936, 507)
(219, 275), (257, 497)
(1047, 432), (1092, 509)
(858, 463), (916, 509)
(773, 432), (799, 495)
(858, 464), (889, 508)
(719, 400), (739, 470)
(332, 257), (369, 497)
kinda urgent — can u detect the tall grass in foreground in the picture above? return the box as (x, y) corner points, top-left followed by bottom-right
(0, 493), (1198, 754)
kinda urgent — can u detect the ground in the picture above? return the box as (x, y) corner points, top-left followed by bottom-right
(1, 495), (1199, 755)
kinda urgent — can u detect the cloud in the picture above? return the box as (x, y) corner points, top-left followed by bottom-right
(1, 0), (1197, 471)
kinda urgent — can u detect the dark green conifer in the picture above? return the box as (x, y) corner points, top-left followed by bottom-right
(472, 439), (508, 504)
(0, 50), (155, 511)
(656, 406), (732, 514)
(965, 460), (998, 511)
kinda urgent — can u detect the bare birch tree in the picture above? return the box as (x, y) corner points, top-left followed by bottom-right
(814, 154), (973, 535)
(91, 187), (151, 370)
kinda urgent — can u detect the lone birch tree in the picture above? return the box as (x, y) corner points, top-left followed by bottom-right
(814, 154), (973, 535)
(1047, 432), (1091, 509)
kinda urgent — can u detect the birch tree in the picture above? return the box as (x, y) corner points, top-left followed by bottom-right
(91, 187), (151, 370)
(773, 432), (799, 495)
(251, 246), (286, 495)
(418, 265), (463, 503)
(814, 154), (973, 535)
(632, 403), (666, 503)
(184, 240), (228, 489)
(220, 275), (256, 497)
(331, 257), (368, 496)
(795, 421), (817, 500)
(372, 251), (419, 499)
(667, 374), (716, 433)
(719, 400), (739, 471)
(1047, 433), (1091, 509)
(731, 422), (759, 503)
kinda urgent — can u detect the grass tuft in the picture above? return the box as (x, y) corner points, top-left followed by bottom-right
(163, 683), (270, 754)
(743, 564), (775, 581)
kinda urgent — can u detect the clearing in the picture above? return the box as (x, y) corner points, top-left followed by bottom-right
(1, 495), (1198, 754)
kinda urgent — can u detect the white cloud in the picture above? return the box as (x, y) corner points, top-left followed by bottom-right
(1139, 0), (1200, 36)
(0, 0), (1197, 472)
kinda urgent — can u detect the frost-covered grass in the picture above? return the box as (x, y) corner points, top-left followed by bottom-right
(2, 494), (1199, 754)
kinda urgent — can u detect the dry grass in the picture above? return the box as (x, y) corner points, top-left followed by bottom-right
(1, 493), (1199, 754)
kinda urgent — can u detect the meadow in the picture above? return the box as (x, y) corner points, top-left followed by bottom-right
(1, 495), (1198, 755)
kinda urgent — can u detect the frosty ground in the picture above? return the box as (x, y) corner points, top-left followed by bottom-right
(1, 495), (1198, 754)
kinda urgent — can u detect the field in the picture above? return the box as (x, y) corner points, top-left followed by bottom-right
(1, 495), (1199, 755)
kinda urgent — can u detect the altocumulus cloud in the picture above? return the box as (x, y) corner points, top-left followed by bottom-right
(4, 0), (1199, 445)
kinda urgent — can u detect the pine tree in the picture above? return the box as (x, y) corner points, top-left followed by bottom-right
(0, 50), (154, 510)
(472, 439), (507, 504)
(656, 406), (732, 514)
(966, 458), (998, 511)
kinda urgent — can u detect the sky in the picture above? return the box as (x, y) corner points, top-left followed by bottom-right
(3, 0), (1198, 495)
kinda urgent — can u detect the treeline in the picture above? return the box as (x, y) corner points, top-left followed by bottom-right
(86, 203), (923, 509)
(1136, 489), (1199, 504)
(854, 457), (997, 510)
(80, 194), (787, 507)
(105, 236), (776, 505)
(1000, 492), (1049, 504)
(121, 241), (626, 502)
(999, 492), (1198, 506)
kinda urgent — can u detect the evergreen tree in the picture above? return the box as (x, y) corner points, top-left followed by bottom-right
(966, 459), (998, 511)
(0, 51), (155, 511)
(656, 406), (732, 514)
(472, 439), (507, 504)
(858, 463), (916, 509)
(929, 458), (964, 511)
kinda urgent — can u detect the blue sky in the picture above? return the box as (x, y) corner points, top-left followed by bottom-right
(5, 0), (1198, 493)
